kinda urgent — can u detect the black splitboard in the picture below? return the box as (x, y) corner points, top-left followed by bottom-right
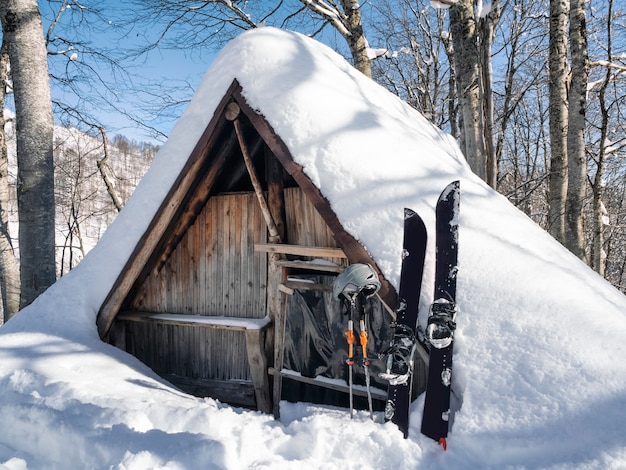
(421, 181), (460, 447)
(385, 208), (427, 438)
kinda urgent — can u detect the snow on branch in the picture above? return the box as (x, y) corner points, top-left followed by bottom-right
(299, 0), (350, 37)
(590, 60), (626, 73)
(587, 60), (626, 92)
(430, 0), (459, 9)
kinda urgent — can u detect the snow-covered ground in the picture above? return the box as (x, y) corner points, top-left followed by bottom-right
(1, 28), (626, 469)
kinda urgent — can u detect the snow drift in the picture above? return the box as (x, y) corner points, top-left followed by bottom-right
(1, 27), (626, 469)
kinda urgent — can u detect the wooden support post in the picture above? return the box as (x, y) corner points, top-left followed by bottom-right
(246, 328), (272, 414)
(227, 102), (281, 243)
(227, 101), (287, 416)
(266, 145), (286, 242)
(272, 267), (288, 419)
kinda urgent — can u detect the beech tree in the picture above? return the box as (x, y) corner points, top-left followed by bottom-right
(547, 0), (569, 244)
(478, 0), (501, 188)
(445, 0), (501, 185)
(0, 40), (20, 322)
(0, 0), (56, 308)
(565, 0), (589, 261)
(448, 0), (487, 181)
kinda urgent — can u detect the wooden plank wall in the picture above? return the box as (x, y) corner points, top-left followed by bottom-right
(132, 192), (268, 317)
(124, 192), (268, 382)
(284, 187), (348, 268)
(125, 323), (250, 380)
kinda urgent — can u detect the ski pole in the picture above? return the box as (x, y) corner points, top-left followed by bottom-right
(360, 318), (374, 420)
(345, 319), (355, 419)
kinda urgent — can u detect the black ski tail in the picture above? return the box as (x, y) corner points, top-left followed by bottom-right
(421, 181), (460, 447)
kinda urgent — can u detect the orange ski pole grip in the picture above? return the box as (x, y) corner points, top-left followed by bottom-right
(359, 319), (369, 365)
(345, 320), (355, 365)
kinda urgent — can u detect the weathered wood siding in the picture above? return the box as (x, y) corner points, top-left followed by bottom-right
(132, 192), (268, 317)
(124, 192), (268, 383)
(284, 187), (347, 267)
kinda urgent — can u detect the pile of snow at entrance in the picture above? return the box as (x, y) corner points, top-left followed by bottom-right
(1, 27), (626, 469)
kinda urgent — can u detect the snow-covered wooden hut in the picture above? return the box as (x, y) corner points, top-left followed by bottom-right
(3, 28), (626, 468)
(95, 29), (458, 416)
(96, 80), (407, 415)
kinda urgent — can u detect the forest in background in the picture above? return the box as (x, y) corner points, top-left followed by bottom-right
(3, 120), (157, 275)
(367, 0), (626, 293)
(0, 0), (625, 323)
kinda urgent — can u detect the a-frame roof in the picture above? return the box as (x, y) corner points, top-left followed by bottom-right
(93, 27), (472, 337)
(96, 79), (396, 337)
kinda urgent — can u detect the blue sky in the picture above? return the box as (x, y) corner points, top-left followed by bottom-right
(40, 1), (215, 143)
(34, 0), (351, 144)
(2, 1), (362, 144)
(1, 1), (211, 143)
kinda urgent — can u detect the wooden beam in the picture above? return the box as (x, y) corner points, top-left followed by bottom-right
(278, 283), (295, 296)
(228, 102), (281, 243)
(255, 243), (347, 258)
(274, 259), (344, 273)
(272, 276), (288, 419)
(163, 374), (257, 408)
(281, 280), (333, 292)
(116, 311), (272, 331)
(266, 146), (286, 242)
(246, 328), (272, 413)
(268, 368), (387, 401)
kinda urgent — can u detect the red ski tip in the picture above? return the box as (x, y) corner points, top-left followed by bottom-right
(438, 437), (447, 451)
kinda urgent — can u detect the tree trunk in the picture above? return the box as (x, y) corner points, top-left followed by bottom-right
(479, 1), (502, 189)
(97, 127), (124, 213)
(548, 0), (569, 245)
(339, 0), (372, 78)
(565, 0), (589, 261)
(1, 0), (56, 308)
(0, 39), (20, 322)
(442, 26), (458, 140)
(590, 0), (613, 276)
(450, 0), (487, 180)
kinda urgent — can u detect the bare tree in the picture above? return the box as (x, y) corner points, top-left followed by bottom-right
(565, 0), (589, 261)
(369, 0), (453, 128)
(493, 0), (546, 186)
(96, 127), (124, 213)
(1, 0), (56, 308)
(0, 39), (20, 322)
(448, 0), (488, 181)
(129, 1), (374, 78)
(547, 0), (569, 243)
(478, 0), (502, 188)
(298, 0), (372, 76)
(587, 0), (626, 276)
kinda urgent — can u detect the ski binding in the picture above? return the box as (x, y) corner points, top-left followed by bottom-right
(426, 299), (457, 349)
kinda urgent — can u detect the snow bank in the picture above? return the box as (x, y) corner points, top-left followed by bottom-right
(1, 27), (626, 469)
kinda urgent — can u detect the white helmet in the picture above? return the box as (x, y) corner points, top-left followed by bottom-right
(333, 263), (381, 300)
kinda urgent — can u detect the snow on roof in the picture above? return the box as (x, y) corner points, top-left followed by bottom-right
(1, 27), (626, 469)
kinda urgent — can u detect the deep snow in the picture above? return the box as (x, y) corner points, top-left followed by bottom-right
(1, 28), (626, 470)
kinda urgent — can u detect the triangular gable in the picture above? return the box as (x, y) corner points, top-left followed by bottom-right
(96, 80), (396, 338)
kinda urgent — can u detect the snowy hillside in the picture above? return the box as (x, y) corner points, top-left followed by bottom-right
(3, 117), (156, 274)
(1, 28), (626, 469)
